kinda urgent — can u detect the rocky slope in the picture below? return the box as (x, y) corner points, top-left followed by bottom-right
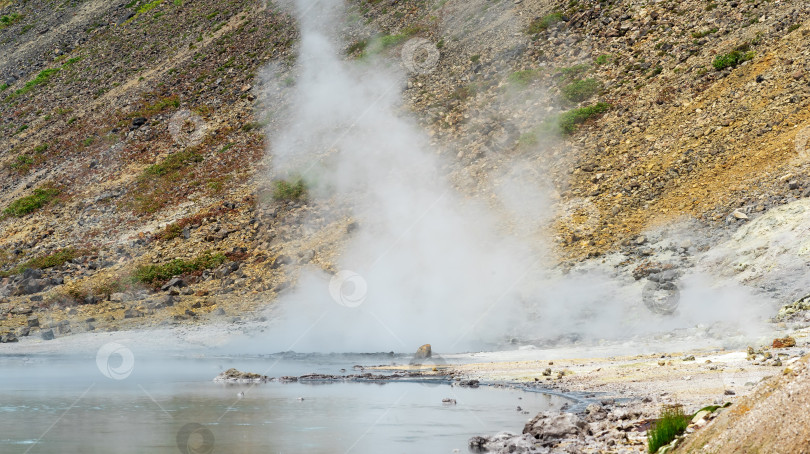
(0, 0), (809, 365)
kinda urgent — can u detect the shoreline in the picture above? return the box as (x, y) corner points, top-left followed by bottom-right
(3, 322), (808, 453)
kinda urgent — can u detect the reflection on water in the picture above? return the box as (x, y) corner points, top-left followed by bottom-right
(0, 354), (572, 453)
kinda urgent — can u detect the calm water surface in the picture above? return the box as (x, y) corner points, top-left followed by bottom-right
(0, 353), (574, 453)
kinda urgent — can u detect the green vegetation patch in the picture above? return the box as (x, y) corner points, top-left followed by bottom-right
(142, 150), (202, 178)
(713, 49), (754, 70)
(134, 252), (227, 286)
(9, 68), (60, 99)
(272, 178), (307, 202)
(0, 12), (21, 29)
(556, 63), (590, 81)
(131, 149), (205, 214)
(595, 54), (614, 66)
(508, 69), (542, 87)
(0, 248), (80, 278)
(692, 27), (718, 39)
(527, 12), (563, 34)
(647, 405), (689, 453)
(3, 187), (60, 217)
(561, 78), (601, 102)
(557, 102), (611, 135)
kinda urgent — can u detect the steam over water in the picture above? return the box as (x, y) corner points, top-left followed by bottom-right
(250, 0), (774, 354)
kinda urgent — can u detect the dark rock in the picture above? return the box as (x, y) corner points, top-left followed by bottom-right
(124, 308), (143, 319)
(161, 277), (186, 292)
(15, 279), (49, 295)
(146, 295), (174, 309)
(41, 329), (55, 340)
(468, 436), (488, 452)
(269, 255), (292, 269)
(17, 326), (30, 337)
(55, 322), (70, 335)
(10, 305), (32, 315)
(132, 117), (147, 128)
(23, 269), (43, 280)
(27, 316), (39, 327)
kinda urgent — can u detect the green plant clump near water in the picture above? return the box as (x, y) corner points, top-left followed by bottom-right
(3, 187), (60, 217)
(647, 405), (690, 453)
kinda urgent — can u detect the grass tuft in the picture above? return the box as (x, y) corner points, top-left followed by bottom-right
(3, 187), (60, 217)
(647, 405), (689, 453)
(713, 49), (754, 71)
(561, 78), (601, 102)
(508, 69), (542, 87)
(557, 102), (611, 135)
(0, 248), (80, 278)
(133, 252), (227, 287)
(272, 178), (307, 202)
(527, 12), (563, 34)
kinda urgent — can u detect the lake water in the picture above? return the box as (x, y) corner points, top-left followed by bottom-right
(0, 352), (576, 453)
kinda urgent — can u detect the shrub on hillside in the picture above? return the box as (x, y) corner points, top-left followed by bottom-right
(3, 187), (60, 217)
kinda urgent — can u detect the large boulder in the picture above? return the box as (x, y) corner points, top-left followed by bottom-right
(14, 278), (49, 296)
(523, 412), (587, 446)
(414, 344), (432, 359)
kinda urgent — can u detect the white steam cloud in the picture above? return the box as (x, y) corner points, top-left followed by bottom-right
(244, 0), (775, 354)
